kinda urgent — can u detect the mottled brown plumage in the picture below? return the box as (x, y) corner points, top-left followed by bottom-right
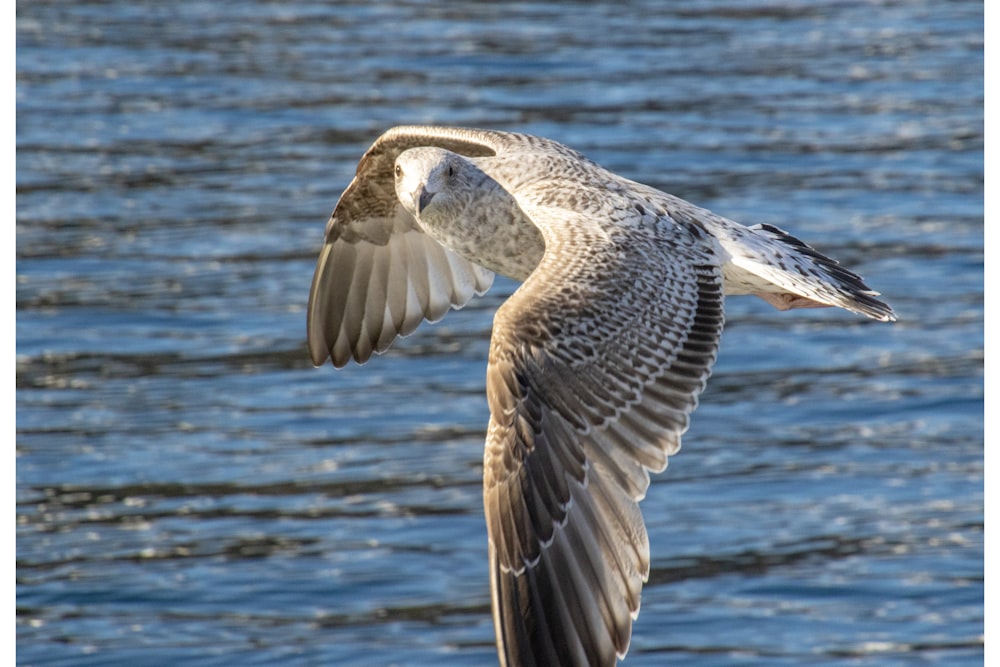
(307, 126), (895, 666)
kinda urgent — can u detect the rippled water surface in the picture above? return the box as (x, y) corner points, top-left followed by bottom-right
(16, 1), (983, 665)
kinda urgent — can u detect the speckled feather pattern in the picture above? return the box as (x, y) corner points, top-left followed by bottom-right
(306, 126), (895, 667)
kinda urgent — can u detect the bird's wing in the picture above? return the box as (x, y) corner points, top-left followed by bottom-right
(483, 203), (725, 666)
(308, 126), (540, 367)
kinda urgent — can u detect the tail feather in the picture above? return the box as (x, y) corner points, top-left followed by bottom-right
(723, 223), (897, 322)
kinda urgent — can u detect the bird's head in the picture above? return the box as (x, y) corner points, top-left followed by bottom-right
(393, 147), (485, 223)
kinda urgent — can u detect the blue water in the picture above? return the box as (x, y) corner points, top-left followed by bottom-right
(16, 1), (983, 665)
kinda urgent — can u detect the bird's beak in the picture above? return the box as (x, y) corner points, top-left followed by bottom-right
(417, 186), (436, 214)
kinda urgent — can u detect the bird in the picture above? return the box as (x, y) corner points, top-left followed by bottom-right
(306, 126), (895, 666)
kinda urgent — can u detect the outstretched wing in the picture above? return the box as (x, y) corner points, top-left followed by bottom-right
(483, 205), (725, 666)
(307, 126), (533, 367)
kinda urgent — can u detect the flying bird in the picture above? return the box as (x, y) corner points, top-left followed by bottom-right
(307, 126), (895, 666)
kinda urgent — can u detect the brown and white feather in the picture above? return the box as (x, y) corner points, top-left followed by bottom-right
(307, 125), (895, 667)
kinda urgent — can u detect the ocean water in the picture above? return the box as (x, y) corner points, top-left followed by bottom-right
(16, 1), (983, 665)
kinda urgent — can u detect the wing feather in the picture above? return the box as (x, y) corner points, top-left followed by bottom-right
(307, 126), (519, 367)
(485, 206), (725, 666)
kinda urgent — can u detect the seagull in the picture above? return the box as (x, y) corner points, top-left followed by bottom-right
(307, 126), (895, 666)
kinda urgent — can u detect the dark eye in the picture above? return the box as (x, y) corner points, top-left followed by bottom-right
(394, 164), (402, 178)
(447, 165), (455, 178)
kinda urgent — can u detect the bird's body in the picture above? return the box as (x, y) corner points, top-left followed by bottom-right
(307, 126), (895, 666)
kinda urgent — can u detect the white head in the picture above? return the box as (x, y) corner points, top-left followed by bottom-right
(391, 146), (543, 280)
(393, 147), (486, 222)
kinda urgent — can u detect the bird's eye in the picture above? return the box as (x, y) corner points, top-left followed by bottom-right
(447, 165), (455, 178)
(394, 164), (402, 179)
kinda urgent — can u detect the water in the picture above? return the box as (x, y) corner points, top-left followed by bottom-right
(16, 1), (983, 665)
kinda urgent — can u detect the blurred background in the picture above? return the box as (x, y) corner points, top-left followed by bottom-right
(16, 1), (983, 665)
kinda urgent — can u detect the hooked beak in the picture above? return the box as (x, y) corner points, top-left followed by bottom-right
(416, 186), (436, 214)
